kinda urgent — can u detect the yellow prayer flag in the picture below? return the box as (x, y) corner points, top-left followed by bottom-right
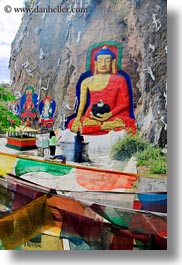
(0, 195), (54, 250)
(0, 153), (16, 176)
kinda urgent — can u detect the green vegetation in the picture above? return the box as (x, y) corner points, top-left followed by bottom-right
(137, 146), (167, 174)
(110, 134), (148, 161)
(110, 134), (167, 175)
(0, 87), (21, 133)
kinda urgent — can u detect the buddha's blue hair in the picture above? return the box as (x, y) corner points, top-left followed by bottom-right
(95, 47), (115, 60)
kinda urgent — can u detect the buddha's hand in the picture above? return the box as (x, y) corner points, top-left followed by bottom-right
(90, 111), (112, 121)
(71, 118), (82, 132)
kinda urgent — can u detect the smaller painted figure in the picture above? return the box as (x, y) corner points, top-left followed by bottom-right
(38, 96), (56, 128)
(20, 86), (38, 126)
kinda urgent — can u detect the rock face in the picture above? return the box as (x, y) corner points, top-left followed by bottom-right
(10, 0), (167, 147)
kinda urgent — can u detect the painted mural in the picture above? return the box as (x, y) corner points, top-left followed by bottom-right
(38, 96), (56, 128)
(20, 86), (38, 126)
(67, 41), (136, 135)
(8, 101), (20, 126)
(8, 101), (20, 117)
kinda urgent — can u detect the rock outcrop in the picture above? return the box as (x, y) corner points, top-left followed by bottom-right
(9, 0), (167, 146)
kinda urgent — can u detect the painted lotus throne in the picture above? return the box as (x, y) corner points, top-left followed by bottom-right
(66, 41), (136, 135)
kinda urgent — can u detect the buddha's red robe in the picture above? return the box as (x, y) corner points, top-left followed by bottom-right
(69, 74), (136, 135)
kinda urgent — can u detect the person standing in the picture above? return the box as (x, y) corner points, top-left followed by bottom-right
(49, 130), (57, 158)
(74, 131), (84, 163)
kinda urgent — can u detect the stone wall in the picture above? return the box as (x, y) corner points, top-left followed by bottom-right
(10, 0), (167, 146)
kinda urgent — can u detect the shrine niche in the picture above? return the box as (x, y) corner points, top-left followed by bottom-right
(66, 41), (136, 135)
(38, 96), (56, 129)
(20, 86), (38, 126)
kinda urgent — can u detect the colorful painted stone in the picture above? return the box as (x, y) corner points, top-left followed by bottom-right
(66, 41), (136, 135)
(9, 101), (20, 116)
(20, 86), (38, 126)
(38, 96), (56, 128)
(8, 101), (20, 125)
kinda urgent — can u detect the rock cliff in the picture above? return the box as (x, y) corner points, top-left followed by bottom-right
(9, 0), (167, 146)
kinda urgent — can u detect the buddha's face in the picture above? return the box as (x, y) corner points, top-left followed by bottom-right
(26, 90), (32, 96)
(96, 54), (112, 74)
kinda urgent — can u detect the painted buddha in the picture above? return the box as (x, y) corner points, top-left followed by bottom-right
(38, 96), (56, 128)
(20, 86), (38, 126)
(67, 44), (136, 135)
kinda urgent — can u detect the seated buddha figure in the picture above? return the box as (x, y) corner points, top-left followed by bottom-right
(68, 45), (136, 135)
(20, 86), (38, 126)
(38, 96), (56, 128)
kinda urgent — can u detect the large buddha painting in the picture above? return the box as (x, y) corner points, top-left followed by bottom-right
(66, 41), (136, 135)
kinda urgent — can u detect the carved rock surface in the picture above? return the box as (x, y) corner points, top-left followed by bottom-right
(10, 0), (167, 146)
